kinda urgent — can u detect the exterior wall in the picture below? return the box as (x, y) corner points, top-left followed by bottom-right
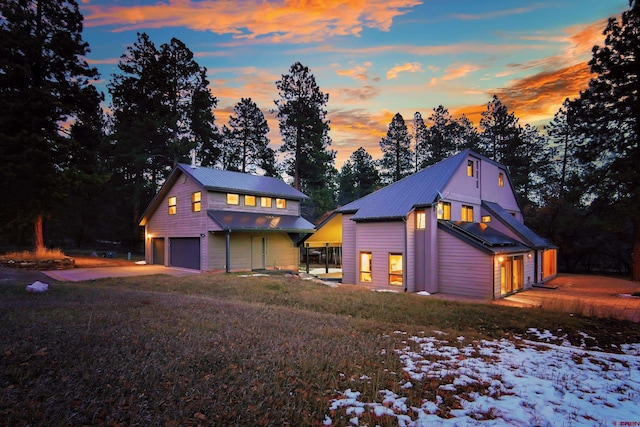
(442, 153), (521, 222)
(341, 214), (357, 285)
(355, 221), (406, 289)
(206, 191), (300, 216)
(145, 172), (208, 269)
(205, 231), (297, 272)
(438, 230), (494, 299)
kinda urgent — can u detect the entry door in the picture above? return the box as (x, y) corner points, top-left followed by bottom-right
(252, 236), (265, 270)
(152, 238), (165, 265)
(501, 256), (524, 295)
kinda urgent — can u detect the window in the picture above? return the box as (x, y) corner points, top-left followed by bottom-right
(168, 196), (177, 215)
(360, 252), (372, 283)
(437, 202), (451, 220)
(482, 215), (491, 223)
(462, 205), (474, 222)
(276, 198), (286, 209)
(191, 192), (201, 212)
(416, 210), (426, 229)
(467, 160), (474, 177)
(227, 193), (239, 205)
(261, 197), (272, 208)
(498, 172), (504, 187)
(245, 195), (256, 206)
(389, 253), (403, 286)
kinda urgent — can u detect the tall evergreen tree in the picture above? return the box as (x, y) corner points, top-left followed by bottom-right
(572, 1), (640, 280)
(108, 33), (217, 247)
(275, 62), (335, 219)
(478, 95), (521, 163)
(228, 98), (271, 174)
(337, 147), (380, 205)
(379, 113), (413, 183)
(424, 105), (461, 167)
(0, 0), (104, 250)
(413, 112), (429, 170)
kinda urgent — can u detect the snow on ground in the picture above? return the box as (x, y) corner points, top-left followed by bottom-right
(326, 329), (640, 426)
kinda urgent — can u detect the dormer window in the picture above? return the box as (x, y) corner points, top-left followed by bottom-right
(462, 205), (474, 222)
(276, 198), (286, 209)
(261, 197), (272, 208)
(227, 193), (239, 205)
(245, 195), (256, 206)
(437, 202), (451, 220)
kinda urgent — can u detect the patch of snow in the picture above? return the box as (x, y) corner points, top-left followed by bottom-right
(26, 281), (48, 293)
(327, 331), (640, 426)
(134, 260), (146, 265)
(416, 291), (431, 296)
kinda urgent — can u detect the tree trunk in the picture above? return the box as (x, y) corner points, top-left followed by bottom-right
(633, 215), (640, 281)
(34, 213), (44, 252)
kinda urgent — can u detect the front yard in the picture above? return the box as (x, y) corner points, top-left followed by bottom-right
(1, 273), (639, 426)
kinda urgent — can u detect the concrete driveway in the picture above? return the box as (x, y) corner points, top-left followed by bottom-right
(41, 264), (200, 282)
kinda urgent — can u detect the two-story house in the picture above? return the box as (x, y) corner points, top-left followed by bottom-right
(311, 149), (557, 298)
(139, 164), (315, 272)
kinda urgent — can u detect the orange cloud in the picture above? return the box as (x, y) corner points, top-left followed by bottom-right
(336, 62), (376, 83)
(83, 0), (422, 43)
(386, 62), (423, 79)
(450, 4), (547, 21)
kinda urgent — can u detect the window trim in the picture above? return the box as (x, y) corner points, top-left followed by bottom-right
(415, 210), (426, 230)
(462, 205), (474, 222)
(388, 253), (403, 286)
(191, 192), (201, 212)
(245, 195), (256, 206)
(168, 196), (177, 215)
(226, 193), (239, 205)
(437, 201), (451, 220)
(359, 252), (372, 283)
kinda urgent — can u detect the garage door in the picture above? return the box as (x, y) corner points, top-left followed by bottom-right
(169, 237), (200, 270)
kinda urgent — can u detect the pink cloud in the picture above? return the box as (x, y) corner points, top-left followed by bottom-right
(83, 0), (422, 43)
(386, 62), (423, 79)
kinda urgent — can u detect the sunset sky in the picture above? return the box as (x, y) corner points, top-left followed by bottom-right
(78, 0), (629, 168)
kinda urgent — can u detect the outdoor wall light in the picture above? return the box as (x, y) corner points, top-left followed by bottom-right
(498, 256), (504, 263)
(200, 233), (206, 238)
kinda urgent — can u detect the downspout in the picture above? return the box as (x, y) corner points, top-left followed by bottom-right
(225, 230), (231, 273)
(403, 216), (408, 292)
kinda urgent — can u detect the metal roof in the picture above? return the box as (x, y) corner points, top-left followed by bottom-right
(178, 164), (308, 200)
(439, 221), (531, 254)
(207, 210), (316, 233)
(338, 150), (471, 221)
(482, 201), (552, 249)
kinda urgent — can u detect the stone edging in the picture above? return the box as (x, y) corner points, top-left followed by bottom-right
(0, 257), (75, 270)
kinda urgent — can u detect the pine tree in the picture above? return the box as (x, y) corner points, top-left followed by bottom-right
(275, 62), (336, 219)
(424, 105), (461, 167)
(573, 1), (640, 280)
(413, 112), (429, 170)
(0, 0), (103, 250)
(379, 113), (413, 183)
(228, 98), (272, 174)
(338, 147), (380, 205)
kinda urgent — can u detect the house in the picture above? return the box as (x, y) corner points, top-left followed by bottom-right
(139, 164), (315, 272)
(311, 149), (557, 298)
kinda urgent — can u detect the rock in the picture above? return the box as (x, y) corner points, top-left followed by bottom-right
(26, 281), (49, 293)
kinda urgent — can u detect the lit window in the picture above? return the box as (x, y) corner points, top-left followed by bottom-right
(276, 198), (286, 209)
(482, 215), (491, 223)
(360, 252), (372, 283)
(227, 193), (239, 205)
(389, 253), (403, 286)
(191, 192), (201, 212)
(245, 195), (256, 206)
(168, 196), (177, 215)
(499, 172), (504, 187)
(416, 210), (426, 229)
(467, 160), (474, 177)
(462, 205), (474, 222)
(437, 202), (451, 220)
(261, 197), (272, 208)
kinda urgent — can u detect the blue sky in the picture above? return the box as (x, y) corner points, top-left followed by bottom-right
(78, 0), (629, 167)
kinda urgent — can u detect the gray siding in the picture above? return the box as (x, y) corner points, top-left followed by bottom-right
(355, 221), (405, 289)
(145, 175), (208, 268)
(342, 214), (357, 285)
(438, 230), (493, 299)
